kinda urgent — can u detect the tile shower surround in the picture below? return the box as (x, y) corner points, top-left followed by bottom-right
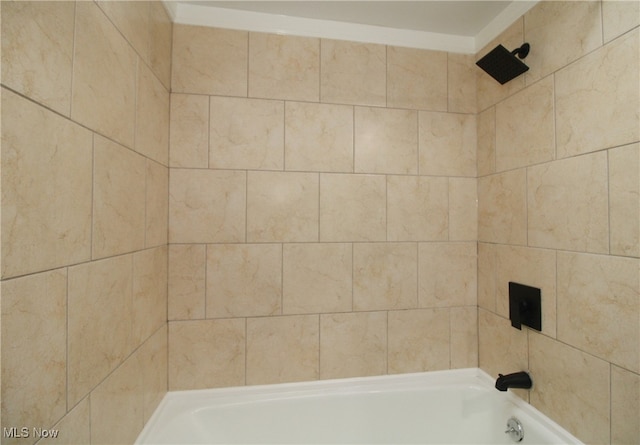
(1, 1), (638, 444)
(2, 1), (171, 444)
(167, 25), (481, 394)
(476, 2), (639, 444)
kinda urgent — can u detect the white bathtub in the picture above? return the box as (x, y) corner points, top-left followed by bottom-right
(136, 368), (582, 445)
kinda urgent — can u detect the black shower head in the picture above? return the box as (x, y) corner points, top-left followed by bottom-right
(476, 43), (531, 85)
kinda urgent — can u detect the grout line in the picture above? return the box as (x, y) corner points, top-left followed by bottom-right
(352, 106), (356, 173)
(244, 317), (248, 385)
(282, 103), (287, 171)
(280, 243), (284, 316)
(608, 363), (613, 444)
(600, 1), (605, 46)
(65, 267), (70, 414)
(415, 242), (420, 309)
(207, 95), (212, 168)
(350, 243), (354, 312)
(203, 244), (208, 319)
(525, 167), (529, 247)
(317, 313), (321, 380)
(551, 74), (558, 162)
(246, 33), (251, 98)
(605, 151), (611, 255)
(245, 171), (249, 243)
(554, 249), (558, 344)
(90, 134), (96, 261)
(69, 1), (78, 119)
(133, 55), (140, 156)
(448, 305), (452, 369)
(144, 159), (149, 248)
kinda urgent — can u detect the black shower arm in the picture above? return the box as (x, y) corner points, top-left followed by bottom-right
(511, 43), (530, 60)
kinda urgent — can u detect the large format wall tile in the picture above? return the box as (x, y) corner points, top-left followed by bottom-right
(168, 244), (206, 321)
(72, 1), (136, 147)
(476, 107), (496, 177)
(609, 143), (640, 258)
(169, 169), (246, 243)
(283, 243), (352, 314)
(285, 101), (354, 172)
(478, 309), (528, 380)
(557, 252), (639, 373)
(388, 308), (449, 373)
(447, 53), (477, 114)
(319, 173), (386, 242)
(419, 242), (476, 308)
(477, 243), (497, 312)
(449, 177), (477, 241)
(419, 111), (476, 177)
(68, 255), (133, 406)
(90, 354), (143, 445)
(48, 398), (91, 445)
(93, 136), (146, 259)
(355, 107), (418, 175)
(1, 1), (75, 116)
(133, 247), (168, 348)
(353, 243), (418, 311)
(387, 46), (447, 111)
(169, 319), (246, 390)
(523, 1), (602, 82)
(206, 244), (282, 318)
(247, 315), (319, 384)
(611, 366), (640, 445)
(555, 28), (639, 158)
(320, 312), (387, 379)
(1, 2), (172, 443)
(602, 0), (640, 43)
(321, 39), (386, 106)
(387, 175), (448, 242)
(529, 333), (610, 445)
(450, 306), (478, 369)
(478, 170), (527, 245)
(96, 0), (150, 63)
(495, 76), (554, 171)
(149, 1), (173, 89)
(145, 160), (169, 248)
(527, 152), (609, 254)
(247, 171), (319, 242)
(1, 270), (67, 444)
(169, 94), (209, 168)
(172, 25), (248, 96)
(1, 89), (92, 279)
(139, 326), (168, 423)
(136, 62), (170, 165)
(249, 33), (319, 101)
(210, 96), (284, 170)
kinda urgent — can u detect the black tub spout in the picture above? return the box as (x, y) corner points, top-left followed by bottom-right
(495, 371), (532, 391)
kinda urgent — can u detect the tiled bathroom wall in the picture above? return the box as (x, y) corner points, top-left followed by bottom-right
(2, 1), (639, 445)
(1, 1), (172, 443)
(167, 25), (480, 388)
(476, 2), (639, 444)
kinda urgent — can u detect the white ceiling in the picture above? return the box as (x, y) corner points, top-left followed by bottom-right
(164, 1), (538, 53)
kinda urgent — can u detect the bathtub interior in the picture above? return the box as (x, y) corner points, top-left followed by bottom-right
(136, 368), (583, 445)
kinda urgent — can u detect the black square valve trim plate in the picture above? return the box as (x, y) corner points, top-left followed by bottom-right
(508, 282), (542, 331)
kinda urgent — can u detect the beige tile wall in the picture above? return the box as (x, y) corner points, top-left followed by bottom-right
(1, 1), (171, 444)
(168, 24), (479, 391)
(477, 2), (639, 444)
(2, 2), (638, 445)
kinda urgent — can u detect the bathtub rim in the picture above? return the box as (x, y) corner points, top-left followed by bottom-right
(136, 367), (584, 445)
